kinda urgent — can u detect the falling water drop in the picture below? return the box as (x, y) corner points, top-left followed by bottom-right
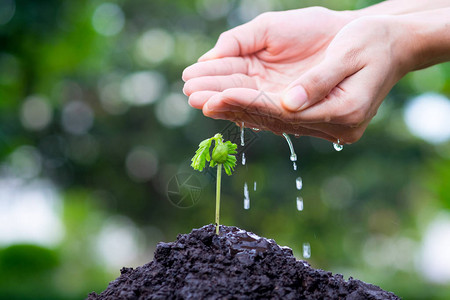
(293, 162), (297, 171)
(244, 182), (250, 210)
(296, 177), (303, 190)
(240, 122), (245, 146)
(242, 152), (246, 165)
(333, 139), (343, 151)
(282, 133), (298, 171)
(296, 196), (304, 211)
(254, 181), (257, 191)
(302, 242), (311, 259)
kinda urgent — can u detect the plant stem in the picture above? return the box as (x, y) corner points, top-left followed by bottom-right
(215, 164), (222, 235)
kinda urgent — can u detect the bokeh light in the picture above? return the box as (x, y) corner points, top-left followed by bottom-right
(120, 71), (165, 106)
(92, 2), (125, 37)
(125, 147), (158, 182)
(403, 93), (450, 144)
(0, 0), (15, 25)
(98, 73), (129, 115)
(20, 95), (53, 131)
(7, 145), (42, 179)
(155, 93), (194, 128)
(0, 178), (64, 247)
(196, 0), (231, 20)
(61, 101), (94, 135)
(94, 216), (144, 270)
(135, 29), (175, 65)
(418, 213), (450, 284)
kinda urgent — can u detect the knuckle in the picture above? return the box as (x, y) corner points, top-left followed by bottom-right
(218, 31), (231, 42)
(256, 11), (274, 21)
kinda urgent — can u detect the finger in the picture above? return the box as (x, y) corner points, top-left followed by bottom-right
(202, 109), (336, 142)
(281, 55), (361, 112)
(299, 121), (369, 144)
(183, 75), (257, 96)
(182, 57), (249, 82)
(188, 91), (218, 109)
(243, 119), (336, 141)
(198, 16), (267, 61)
(295, 66), (374, 125)
(205, 88), (284, 119)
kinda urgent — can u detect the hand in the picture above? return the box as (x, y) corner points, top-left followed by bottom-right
(184, 13), (416, 143)
(182, 7), (355, 139)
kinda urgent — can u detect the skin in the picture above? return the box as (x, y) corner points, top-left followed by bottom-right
(183, 2), (450, 144)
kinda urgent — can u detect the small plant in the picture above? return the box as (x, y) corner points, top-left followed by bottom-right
(191, 133), (237, 235)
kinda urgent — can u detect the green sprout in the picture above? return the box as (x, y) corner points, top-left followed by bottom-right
(191, 133), (237, 235)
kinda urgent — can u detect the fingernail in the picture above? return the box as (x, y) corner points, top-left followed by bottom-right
(284, 86), (308, 111)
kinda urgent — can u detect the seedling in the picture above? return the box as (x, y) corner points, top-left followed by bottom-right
(191, 133), (237, 235)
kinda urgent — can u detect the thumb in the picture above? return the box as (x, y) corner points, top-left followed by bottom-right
(198, 16), (267, 62)
(282, 58), (353, 112)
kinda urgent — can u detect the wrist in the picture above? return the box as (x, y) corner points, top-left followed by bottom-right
(398, 9), (450, 70)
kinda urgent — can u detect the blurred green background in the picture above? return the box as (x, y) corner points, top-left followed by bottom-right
(1, 0), (450, 299)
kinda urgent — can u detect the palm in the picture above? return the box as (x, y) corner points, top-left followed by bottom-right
(248, 9), (348, 92)
(183, 7), (350, 100)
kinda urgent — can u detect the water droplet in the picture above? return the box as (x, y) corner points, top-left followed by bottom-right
(303, 242), (311, 259)
(294, 134), (300, 138)
(293, 162), (297, 171)
(296, 177), (303, 190)
(296, 196), (303, 211)
(244, 182), (250, 210)
(253, 181), (257, 191)
(283, 133), (298, 171)
(333, 139), (343, 151)
(240, 122), (245, 146)
(252, 128), (260, 132)
(242, 152), (246, 165)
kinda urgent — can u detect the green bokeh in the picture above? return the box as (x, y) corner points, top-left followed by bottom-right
(0, 0), (449, 299)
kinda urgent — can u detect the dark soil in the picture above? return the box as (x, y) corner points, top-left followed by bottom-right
(88, 224), (400, 299)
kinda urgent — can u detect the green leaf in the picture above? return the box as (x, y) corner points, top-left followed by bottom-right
(191, 133), (237, 176)
(191, 137), (212, 171)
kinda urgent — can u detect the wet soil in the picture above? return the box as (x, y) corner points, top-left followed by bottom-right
(88, 224), (399, 299)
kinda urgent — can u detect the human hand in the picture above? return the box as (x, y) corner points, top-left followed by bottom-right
(184, 14), (417, 143)
(182, 7), (353, 111)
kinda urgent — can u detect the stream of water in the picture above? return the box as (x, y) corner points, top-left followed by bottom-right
(302, 242), (311, 259)
(296, 196), (304, 211)
(244, 182), (250, 210)
(282, 133), (297, 171)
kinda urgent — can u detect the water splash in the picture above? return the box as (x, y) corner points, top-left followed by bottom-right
(295, 177), (303, 190)
(282, 133), (297, 170)
(302, 242), (311, 259)
(253, 181), (257, 191)
(333, 139), (343, 151)
(296, 196), (303, 211)
(240, 122), (245, 146)
(244, 182), (250, 210)
(242, 152), (246, 165)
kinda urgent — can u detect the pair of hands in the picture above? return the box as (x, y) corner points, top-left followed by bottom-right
(182, 7), (417, 143)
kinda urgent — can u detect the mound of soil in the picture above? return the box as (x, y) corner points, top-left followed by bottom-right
(88, 224), (399, 299)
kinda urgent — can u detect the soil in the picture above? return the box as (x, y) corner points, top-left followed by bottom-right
(88, 224), (400, 299)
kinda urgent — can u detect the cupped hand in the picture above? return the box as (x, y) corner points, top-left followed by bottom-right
(182, 7), (353, 108)
(184, 13), (416, 143)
